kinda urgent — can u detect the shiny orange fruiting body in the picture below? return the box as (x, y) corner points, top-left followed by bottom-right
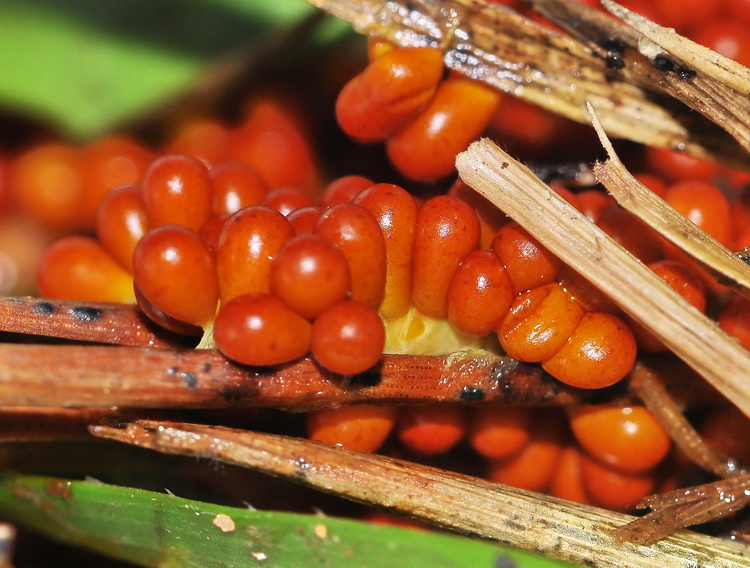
(314, 203), (387, 309)
(310, 300), (385, 375)
(498, 282), (584, 363)
(216, 206), (295, 303)
(664, 179), (733, 248)
(213, 293), (311, 367)
(36, 235), (134, 303)
(133, 225), (218, 327)
(395, 405), (468, 456)
(542, 312), (637, 389)
(468, 406), (533, 460)
(386, 77), (501, 182)
(567, 405), (672, 473)
(270, 234), (351, 320)
(95, 184), (148, 272)
(411, 195), (481, 319)
(141, 154), (213, 233)
(209, 161), (268, 215)
(306, 405), (397, 453)
(486, 414), (564, 492)
(354, 183), (418, 319)
(491, 222), (563, 293)
(446, 249), (514, 337)
(335, 47), (444, 144)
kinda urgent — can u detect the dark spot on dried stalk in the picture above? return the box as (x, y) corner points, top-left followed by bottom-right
(599, 38), (626, 71)
(104, 416), (130, 429)
(221, 383), (251, 403)
(181, 372), (198, 388)
(504, 518), (526, 532)
(347, 365), (383, 387)
(31, 301), (55, 316)
(459, 386), (485, 401)
(653, 54), (696, 82)
(69, 306), (102, 322)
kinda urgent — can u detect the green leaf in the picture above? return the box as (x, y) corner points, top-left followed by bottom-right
(0, 473), (575, 568)
(0, 0), (321, 140)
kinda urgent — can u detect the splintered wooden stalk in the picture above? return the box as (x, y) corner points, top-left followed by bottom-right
(0, 297), (715, 411)
(529, 0), (750, 152)
(456, 138), (750, 419)
(587, 103), (750, 299)
(90, 420), (750, 568)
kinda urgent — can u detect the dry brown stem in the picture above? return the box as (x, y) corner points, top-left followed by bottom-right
(601, 0), (750, 98)
(0, 342), (626, 410)
(90, 420), (750, 567)
(621, 361), (750, 544)
(0, 297), (187, 348)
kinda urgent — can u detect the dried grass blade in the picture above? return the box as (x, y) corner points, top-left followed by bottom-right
(531, 0), (750, 152)
(456, 138), (750, 419)
(303, 0), (748, 166)
(601, 0), (750, 96)
(90, 420), (750, 567)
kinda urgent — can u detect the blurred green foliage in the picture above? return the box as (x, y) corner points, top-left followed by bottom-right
(0, 0), (332, 140)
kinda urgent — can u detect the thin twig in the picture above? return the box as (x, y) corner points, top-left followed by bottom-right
(455, 138), (750, 419)
(613, 475), (750, 546)
(614, 361), (750, 545)
(90, 420), (750, 568)
(631, 361), (746, 479)
(0, 343), (631, 410)
(0, 297), (188, 349)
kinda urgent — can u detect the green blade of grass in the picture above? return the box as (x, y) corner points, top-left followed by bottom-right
(0, 472), (574, 568)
